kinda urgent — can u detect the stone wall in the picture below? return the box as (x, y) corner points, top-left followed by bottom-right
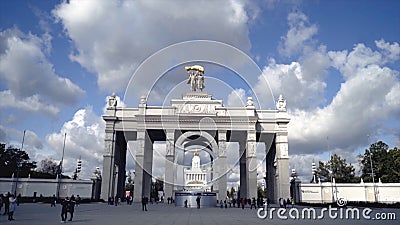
(299, 181), (400, 204)
(0, 177), (94, 199)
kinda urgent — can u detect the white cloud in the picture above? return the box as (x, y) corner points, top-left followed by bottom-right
(289, 154), (323, 182)
(0, 125), (7, 142)
(258, 11), (400, 164)
(0, 126), (43, 161)
(279, 12), (318, 57)
(0, 90), (59, 115)
(288, 41), (400, 155)
(46, 106), (105, 178)
(53, 0), (254, 92)
(255, 60), (326, 110)
(375, 39), (400, 62)
(226, 88), (247, 107)
(24, 130), (43, 150)
(0, 28), (85, 114)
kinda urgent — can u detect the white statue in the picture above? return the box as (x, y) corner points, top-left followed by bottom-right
(197, 72), (204, 91)
(108, 93), (117, 107)
(246, 97), (254, 107)
(187, 72), (197, 92)
(276, 94), (286, 111)
(140, 95), (147, 105)
(185, 65), (205, 92)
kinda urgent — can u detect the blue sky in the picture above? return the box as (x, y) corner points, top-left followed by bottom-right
(0, 0), (399, 182)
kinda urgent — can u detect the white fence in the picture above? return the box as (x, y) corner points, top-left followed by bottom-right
(300, 181), (400, 204)
(0, 177), (94, 199)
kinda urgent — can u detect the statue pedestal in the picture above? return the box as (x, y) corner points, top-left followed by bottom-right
(174, 191), (217, 208)
(182, 92), (212, 100)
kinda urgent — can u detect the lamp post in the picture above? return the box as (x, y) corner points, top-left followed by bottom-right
(327, 136), (335, 203)
(311, 162), (317, 183)
(56, 133), (67, 199)
(367, 135), (377, 202)
(13, 130), (26, 196)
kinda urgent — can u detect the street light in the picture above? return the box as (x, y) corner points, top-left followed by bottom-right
(56, 133), (67, 199)
(367, 135), (377, 202)
(13, 130), (26, 196)
(311, 162), (317, 183)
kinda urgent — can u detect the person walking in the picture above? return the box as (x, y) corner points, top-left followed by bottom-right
(3, 192), (10, 216)
(7, 194), (17, 221)
(184, 199), (188, 208)
(51, 194), (57, 207)
(241, 198), (245, 209)
(196, 196), (201, 209)
(250, 197), (256, 209)
(60, 197), (69, 223)
(0, 194), (3, 214)
(286, 198), (291, 208)
(141, 196), (148, 211)
(76, 195), (81, 207)
(114, 194), (118, 206)
(68, 195), (76, 221)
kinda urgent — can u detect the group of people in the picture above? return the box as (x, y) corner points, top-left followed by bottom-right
(0, 192), (17, 221)
(60, 195), (78, 223)
(278, 197), (295, 208)
(223, 197), (267, 209)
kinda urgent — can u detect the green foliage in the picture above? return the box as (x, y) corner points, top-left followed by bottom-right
(257, 186), (266, 198)
(316, 154), (359, 183)
(0, 143), (37, 177)
(150, 177), (164, 200)
(227, 187), (236, 198)
(125, 171), (134, 191)
(38, 159), (59, 178)
(360, 141), (400, 183)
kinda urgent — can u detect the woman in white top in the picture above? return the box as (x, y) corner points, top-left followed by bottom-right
(8, 194), (17, 221)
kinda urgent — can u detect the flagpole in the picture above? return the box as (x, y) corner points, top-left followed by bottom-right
(57, 133), (67, 199)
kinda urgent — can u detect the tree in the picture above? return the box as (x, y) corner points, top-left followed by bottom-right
(150, 177), (164, 201)
(257, 186), (266, 198)
(0, 143), (37, 178)
(227, 187), (236, 198)
(39, 159), (59, 175)
(360, 141), (400, 182)
(316, 153), (359, 183)
(125, 171), (134, 192)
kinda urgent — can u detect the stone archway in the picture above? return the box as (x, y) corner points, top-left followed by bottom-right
(173, 131), (219, 193)
(101, 67), (290, 203)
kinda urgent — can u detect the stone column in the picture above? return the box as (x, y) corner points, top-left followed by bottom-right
(164, 129), (175, 200)
(217, 130), (227, 200)
(133, 130), (153, 202)
(246, 130), (257, 199)
(143, 131), (154, 200)
(114, 132), (127, 199)
(266, 143), (276, 203)
(101, 122), (116, 201)
(239, 141), (247, 199)
(275, 132), (290, 200)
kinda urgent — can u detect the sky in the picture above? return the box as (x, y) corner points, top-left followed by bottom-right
(0, 0), (399, 187)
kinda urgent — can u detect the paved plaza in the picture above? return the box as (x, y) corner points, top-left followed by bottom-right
(0, 202), (398, 225)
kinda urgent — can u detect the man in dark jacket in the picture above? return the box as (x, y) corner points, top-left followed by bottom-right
(60, 197), (69, 222)
(141, 196), (148, 211)
(68, 195), (76, 221)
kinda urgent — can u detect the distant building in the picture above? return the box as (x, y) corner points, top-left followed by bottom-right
(184, 151), (209, 191)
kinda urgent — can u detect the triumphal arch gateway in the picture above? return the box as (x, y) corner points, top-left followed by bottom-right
(101, 66), (290, 203)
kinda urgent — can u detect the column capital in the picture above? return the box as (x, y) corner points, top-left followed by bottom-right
(166, 129), (175, 139)
(246, 130), (256, 158)
(247, 130), (256, 141)
(218, 130), (227, 140)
